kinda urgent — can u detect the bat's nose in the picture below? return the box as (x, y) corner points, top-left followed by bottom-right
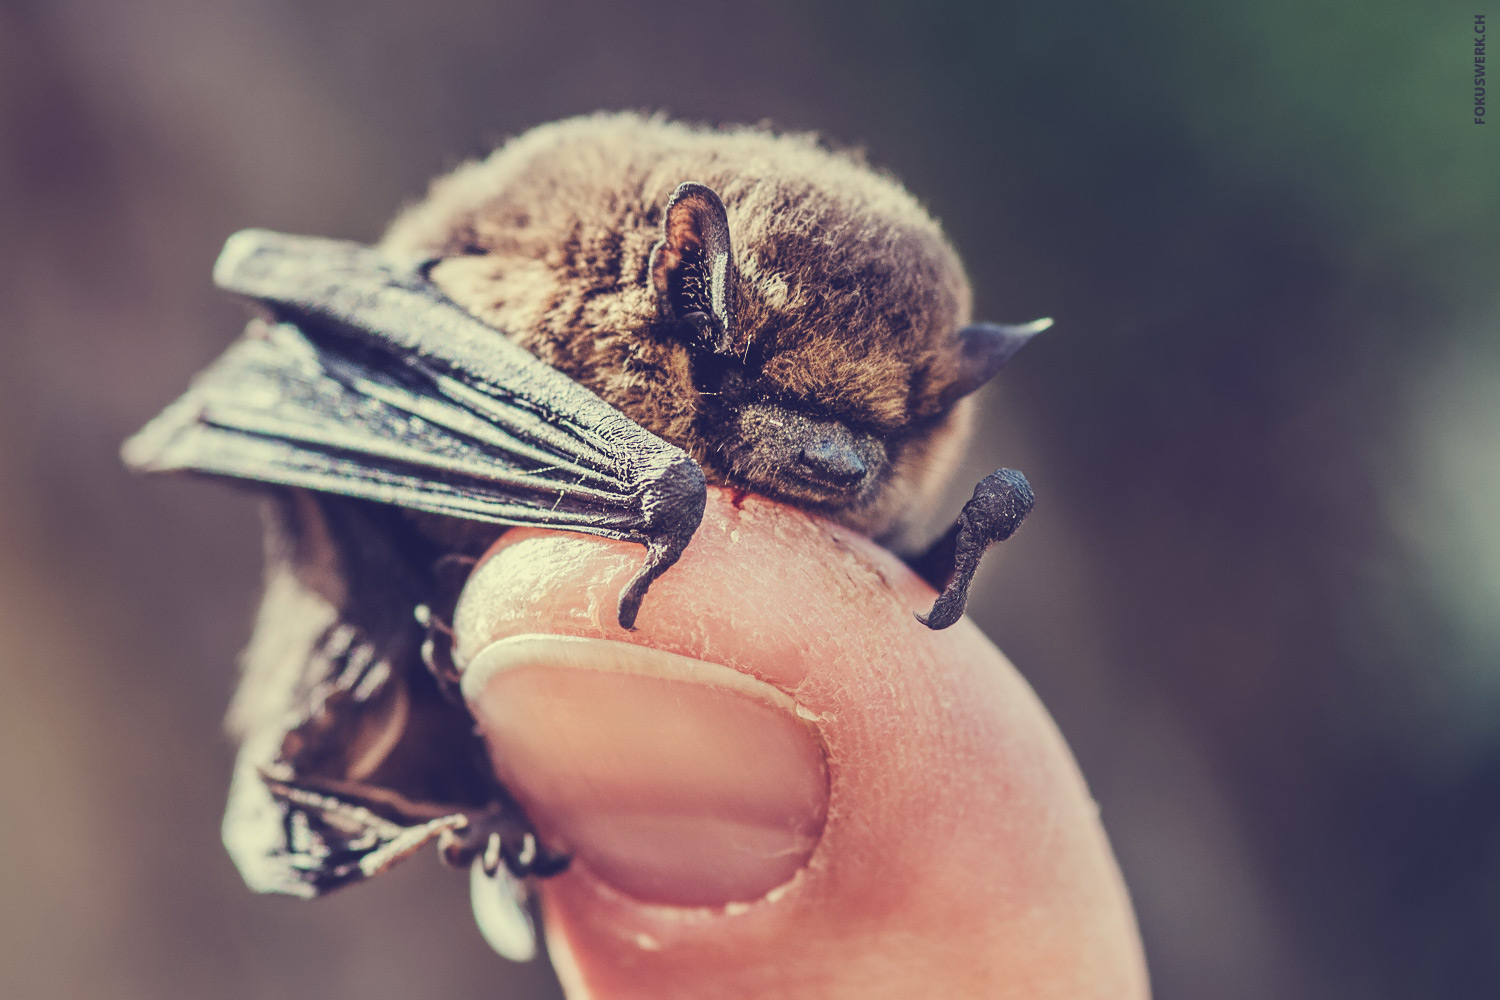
(797, 437), (867, 488)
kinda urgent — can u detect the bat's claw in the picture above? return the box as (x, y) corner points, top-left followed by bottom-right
(916, 468), (1034, 630)
(619, 455), (707, 629)
(440, 804), (572, 880)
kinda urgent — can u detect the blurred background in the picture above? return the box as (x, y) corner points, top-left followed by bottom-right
(1, 0), (1495, 997)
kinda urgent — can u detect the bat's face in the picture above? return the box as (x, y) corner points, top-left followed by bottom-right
(385, 113), (1037, 540)
(678, 280), (971, 537)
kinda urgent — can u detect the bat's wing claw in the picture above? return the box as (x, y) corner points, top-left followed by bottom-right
(916, 468), (1034, 630)
(618, 455), (707, 628)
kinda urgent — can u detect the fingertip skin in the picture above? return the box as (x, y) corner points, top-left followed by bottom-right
(455, 488), (1149, 1000)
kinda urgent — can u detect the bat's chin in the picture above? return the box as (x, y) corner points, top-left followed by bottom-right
(790, 475), (865, 503)
(713, 450), (882, 517)
(749, 473), (874, 515)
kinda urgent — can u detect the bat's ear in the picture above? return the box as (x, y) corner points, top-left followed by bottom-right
(942, 318), (1053, 404)
(649, 181), (737, 355)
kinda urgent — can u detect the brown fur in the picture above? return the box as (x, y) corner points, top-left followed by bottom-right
(382, 112), (979, 541)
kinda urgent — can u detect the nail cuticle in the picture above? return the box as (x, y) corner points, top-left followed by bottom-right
(567, 858), (815, 922)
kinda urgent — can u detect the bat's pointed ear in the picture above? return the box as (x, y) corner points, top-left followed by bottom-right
(942, 318), (1053, 404)
(649, 181), (737, 355)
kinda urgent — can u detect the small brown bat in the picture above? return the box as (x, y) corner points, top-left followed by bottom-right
(122, 112), (1046, 957)
(386, 114), (1040, 572)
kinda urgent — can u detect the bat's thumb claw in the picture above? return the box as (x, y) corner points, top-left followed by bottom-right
(619, 455), (707, 628)
(616, 591), (643, 631)
(917, 589), (966, 630)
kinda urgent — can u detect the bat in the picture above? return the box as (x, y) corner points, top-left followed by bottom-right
(122, 113), (1045, 957)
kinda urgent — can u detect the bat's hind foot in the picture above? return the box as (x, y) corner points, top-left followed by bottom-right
(441, 804), (571, 879)
(911, 468), (1034, 630)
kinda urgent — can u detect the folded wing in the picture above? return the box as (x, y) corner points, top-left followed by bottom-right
(124, 230), (706, 627)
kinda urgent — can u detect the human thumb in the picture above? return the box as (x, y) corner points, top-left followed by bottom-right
(452, 487), (1148, 1000)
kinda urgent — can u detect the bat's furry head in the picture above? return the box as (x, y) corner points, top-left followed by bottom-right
(384, 112), (1030, 542)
